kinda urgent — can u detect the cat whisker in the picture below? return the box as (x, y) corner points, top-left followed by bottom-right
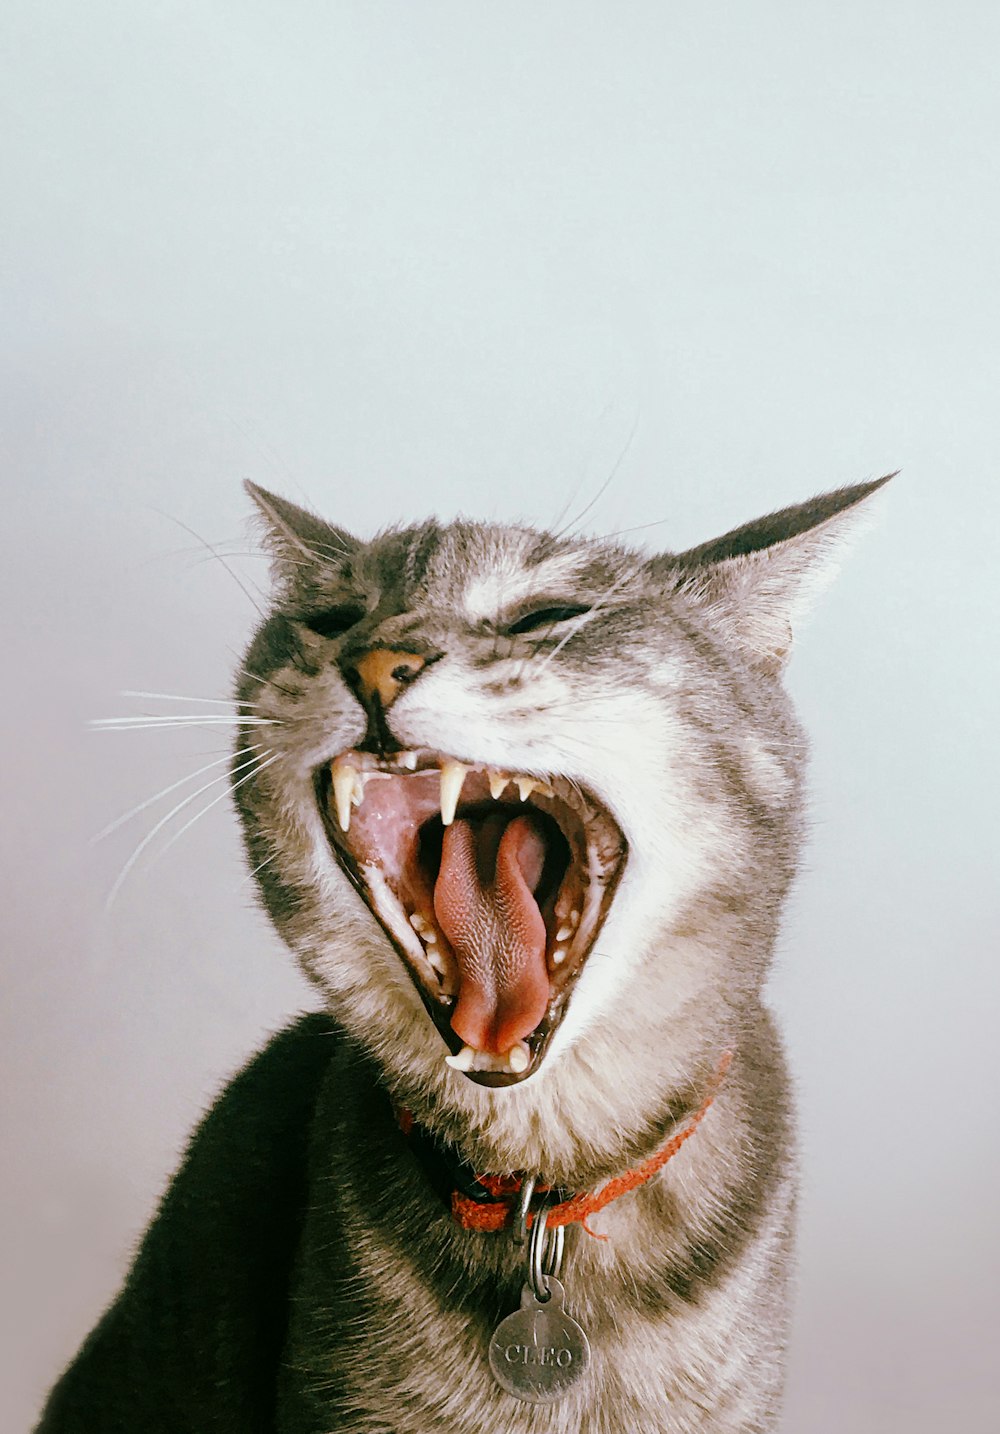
(158, 752), (282, 859)
(236, 849), (278, 891)
(149, 508), (268, 617)
(91, 751), (246, 844)
(545, 397), (622, 535)
(194, 548), (320, 570)
(531, 566), (642, 678)
(91, 716), (281, 730)
(600, 517), (671, 540)
(104, 749), (275, 912)
(232, 661), (302, 701)
(550, 404), (641, 541)
(119, 689), (271, 712)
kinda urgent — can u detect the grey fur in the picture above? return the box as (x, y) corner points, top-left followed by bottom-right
(229, 475), (890, 1432)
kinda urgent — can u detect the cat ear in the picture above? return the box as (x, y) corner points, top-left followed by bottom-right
(650, 474), (895, 673)
(244, 481), (357, 580)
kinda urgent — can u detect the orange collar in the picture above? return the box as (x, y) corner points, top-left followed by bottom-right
(397, 1050), (731, 1241)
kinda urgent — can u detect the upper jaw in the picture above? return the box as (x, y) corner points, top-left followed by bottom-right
(314, 746), (628, 1086)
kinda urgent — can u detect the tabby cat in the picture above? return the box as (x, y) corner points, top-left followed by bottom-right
(39, 474), (890, 1432)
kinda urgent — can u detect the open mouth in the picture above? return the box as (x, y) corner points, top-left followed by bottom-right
(315, 750), (627, 1085)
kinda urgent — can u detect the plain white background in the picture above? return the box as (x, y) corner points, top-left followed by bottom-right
(2, 3), (998, 1429)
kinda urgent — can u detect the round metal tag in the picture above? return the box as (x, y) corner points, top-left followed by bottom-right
(488, 1278), (591, 1404)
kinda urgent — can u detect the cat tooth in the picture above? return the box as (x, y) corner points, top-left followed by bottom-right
(507, 1041), (531, 1074)
(569, 908), (580, 928)
(439, 760), (468, 826)
(488, 769), (511, 800)
(552, 944), (568, 965)
(515, 776), (537, 802)
(409, 912), (429, 934)
(350, 771), (369, 808)
(445, 1044), (477, 1072)
(555, 924), (573, 942)
(397, 750), (419, 771)
(331, 761), (357, 832)
(426, 947), (447, 979)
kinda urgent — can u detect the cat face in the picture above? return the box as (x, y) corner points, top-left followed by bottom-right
(232, 480), (888, 1122)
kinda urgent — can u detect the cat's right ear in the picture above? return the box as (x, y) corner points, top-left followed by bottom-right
(244, 482), (357, 584)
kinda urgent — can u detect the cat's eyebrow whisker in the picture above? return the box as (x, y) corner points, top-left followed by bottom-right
(550, 404), (641, 541)
(149, 508), (268, 618)
(104, 749), (275, 912)
(188, 548), (318, 572)
(119, 689), (272, 712)
(545, 397), (621, 535)
(601, 517), (671, 540)
(91, 752), (243, 844)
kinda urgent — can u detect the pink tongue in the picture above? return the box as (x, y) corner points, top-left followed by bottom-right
(434, 813), (549, 1055)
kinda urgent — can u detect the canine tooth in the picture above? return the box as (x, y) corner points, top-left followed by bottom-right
(488, 769), (511, 800)
(555, 924), (573, 942)
(507, 1042), (530, 1074)
(552, 944), (568, 965)
(445, 1044), (477, 1072)
(439, 760), (468, 826)
(515, 776), (536, 801)
(331, 761), (357, 832)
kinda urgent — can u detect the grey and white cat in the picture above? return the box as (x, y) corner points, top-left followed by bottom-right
(39, 475), (889, 1434)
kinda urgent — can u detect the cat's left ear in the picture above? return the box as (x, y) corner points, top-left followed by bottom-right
(649, 474), (895, 674)
(244, 481), (357, 583)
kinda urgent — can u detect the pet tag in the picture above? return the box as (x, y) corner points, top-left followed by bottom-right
(488, 1277), (591, 1403)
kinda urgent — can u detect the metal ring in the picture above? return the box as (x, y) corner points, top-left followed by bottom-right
(511, 1174), (537, 1247)
(527, 1194), (565, 1301)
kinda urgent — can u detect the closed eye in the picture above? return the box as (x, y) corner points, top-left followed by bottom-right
(300, 604), (367, 638)
(506, 604), (592, 635)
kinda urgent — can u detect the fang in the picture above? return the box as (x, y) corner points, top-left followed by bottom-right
(331, 761), (357, 833)
(440, 760), (468, 826)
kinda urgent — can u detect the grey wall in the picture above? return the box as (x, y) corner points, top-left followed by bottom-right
(2, 3), (998, 1429)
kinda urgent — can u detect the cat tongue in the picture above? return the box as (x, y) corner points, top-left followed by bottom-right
(434, 812), (549, 1055)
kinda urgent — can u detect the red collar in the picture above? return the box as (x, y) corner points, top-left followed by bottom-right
(397, 1050), (731, 1241)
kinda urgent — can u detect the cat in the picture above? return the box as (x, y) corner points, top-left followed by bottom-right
(38, 474), (891, 1433)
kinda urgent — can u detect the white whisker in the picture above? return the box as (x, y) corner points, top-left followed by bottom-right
(532, 565), (643, 678)
(158, 752), (282, 858)
(552, 405), (641, 540)
(237, 849), (278, 891)
(91, 715), (280, 729)
(91, 752), (240, 844)
(149, 508), (268, 617)
(119, 689), (271, 712)
(104, 749), (273, 912)
(233, 662), (302, 700)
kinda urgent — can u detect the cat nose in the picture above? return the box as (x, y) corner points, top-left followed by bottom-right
(344, 647), (431, 711)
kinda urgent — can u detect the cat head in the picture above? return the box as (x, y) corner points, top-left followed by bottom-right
(233, 477), (889, 1165)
